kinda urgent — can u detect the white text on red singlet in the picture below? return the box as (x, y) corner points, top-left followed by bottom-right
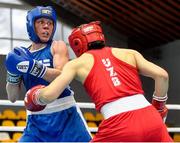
(102, 58), (121, 86)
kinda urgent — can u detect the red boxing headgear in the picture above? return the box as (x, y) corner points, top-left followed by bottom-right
(68, 21), (105, 57)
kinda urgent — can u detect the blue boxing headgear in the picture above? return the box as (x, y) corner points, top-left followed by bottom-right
(26, 6), (57, 43)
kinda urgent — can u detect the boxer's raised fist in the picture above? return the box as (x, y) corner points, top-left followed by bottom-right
(5, 47), (47, 78)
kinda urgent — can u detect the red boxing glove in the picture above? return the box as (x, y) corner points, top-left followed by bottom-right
(152, 94), (168, 122)
(24, 85), (46, 112)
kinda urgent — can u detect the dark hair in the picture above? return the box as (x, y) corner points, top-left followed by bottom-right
(88, 41), (105, 50)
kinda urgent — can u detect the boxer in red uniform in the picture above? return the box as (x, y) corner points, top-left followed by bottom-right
(24, 21), (173, 142)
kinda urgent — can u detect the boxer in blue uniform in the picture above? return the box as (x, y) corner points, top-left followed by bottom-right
(5, 6), (91, 142)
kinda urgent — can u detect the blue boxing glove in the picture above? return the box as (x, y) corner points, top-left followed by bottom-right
(5, 47), (47, 78)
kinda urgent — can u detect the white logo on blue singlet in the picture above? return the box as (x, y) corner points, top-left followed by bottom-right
(102, 58), (121, 86)
(38, 59), (50, 67)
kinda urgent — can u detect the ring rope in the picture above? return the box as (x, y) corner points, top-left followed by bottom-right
(0, 100), (95, 108)
(0, 100), (180, 133)
(1, 126), (180, 133)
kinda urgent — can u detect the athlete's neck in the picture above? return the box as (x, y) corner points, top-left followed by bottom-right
(30, 43), (47, 51)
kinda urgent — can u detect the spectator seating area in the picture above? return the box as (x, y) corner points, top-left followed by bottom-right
(0, 109), (26, 142)
(0, 108), (103, 142)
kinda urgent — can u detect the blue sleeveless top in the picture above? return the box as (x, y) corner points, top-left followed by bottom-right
(22, 43), (52, 90)
(20, 42), (92, 142)
(22, 42), (71, 98)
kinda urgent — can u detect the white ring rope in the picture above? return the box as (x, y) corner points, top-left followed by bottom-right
(0, 126), (98, 132)
(0, 100), (180, 133)
(0, 100), (95, 108)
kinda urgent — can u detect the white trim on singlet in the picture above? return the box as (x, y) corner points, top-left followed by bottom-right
(30, 45), (47, 53)
(27, 94), (76, 115)
(100, 94), (151, 119)
(75, 105), (93, 137)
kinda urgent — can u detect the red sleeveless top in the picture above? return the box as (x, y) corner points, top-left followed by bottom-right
(84, 47), (144, 110)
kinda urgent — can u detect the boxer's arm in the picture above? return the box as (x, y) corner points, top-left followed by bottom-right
(133, 50), (169, 121)
(24, 61), (76, 112)
(6, 82), (22, 103)
(133, 50), (169, 97)
(6, 68), (22, 103)
(36, 60), (77, 105)
(43, 41), (69, 82)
